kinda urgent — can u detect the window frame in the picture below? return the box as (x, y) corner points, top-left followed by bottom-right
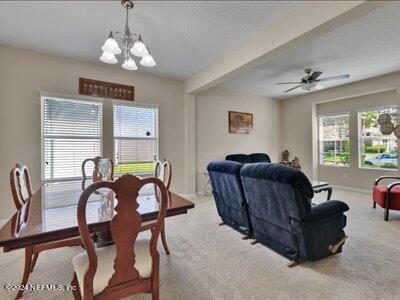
(112, 99), (159, 176)
(40, 91), (104, 182)
(318, 112), (350, 168)
(357, 105), (397, 172)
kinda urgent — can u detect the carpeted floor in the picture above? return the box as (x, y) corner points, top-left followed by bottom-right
(1, 188), (400, 299)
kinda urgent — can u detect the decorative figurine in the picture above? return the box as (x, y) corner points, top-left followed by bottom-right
(291, 157), (301, 169)
(281, 149), (290, 163)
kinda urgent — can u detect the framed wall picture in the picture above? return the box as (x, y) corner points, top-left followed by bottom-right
(229, 111), (253, 134)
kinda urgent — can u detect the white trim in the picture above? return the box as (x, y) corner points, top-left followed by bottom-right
(319, 164), (350, 169)
(331, 184), (370, 195)
(39, 91), (104, 104)
(112, 99), (159, 109)
(317, 111), (351, 118)
(355, 104), (397, 113)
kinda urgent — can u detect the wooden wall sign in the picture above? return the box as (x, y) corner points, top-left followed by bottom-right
(79, 78), (135, 101)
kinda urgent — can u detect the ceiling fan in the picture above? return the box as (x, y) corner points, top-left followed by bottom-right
(277, 69), (350, 93)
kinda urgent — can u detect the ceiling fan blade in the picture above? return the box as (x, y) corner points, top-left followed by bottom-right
(284, 84), (304, 93)
(276, 82), (303, 85)
(317, 74), (350, 82)
(309, 71), (323, 81)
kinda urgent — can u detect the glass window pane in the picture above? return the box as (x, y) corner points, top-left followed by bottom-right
(113, 104), (158, 175)
(359, 107), (397, 169)
(319, 114), (350, 166)
(42, 98), (102, 180)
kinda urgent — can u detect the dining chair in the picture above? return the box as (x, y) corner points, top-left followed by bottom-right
(141, 160), (172, 255)
(71, 174), (168, 300)
(10, 163), (82, 299)
(82, 157), (114, 190)
(82, 157), (114, 181)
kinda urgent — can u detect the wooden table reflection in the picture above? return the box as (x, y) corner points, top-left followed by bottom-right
(0, 179), (194, 251)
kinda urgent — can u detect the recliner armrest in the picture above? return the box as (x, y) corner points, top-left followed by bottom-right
(301, 200), (349, 223)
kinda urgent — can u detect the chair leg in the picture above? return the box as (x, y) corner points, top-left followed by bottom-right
(160, 226), (170, 255)
(287, 260), (304, 268)
(373, 201), (376, 209)
(16, 246), (33, 299)
(30, 252), (39, 273)
(384, 208), (389, 221)
(151, 287), (159, 300)
(71, 273), (81, 300)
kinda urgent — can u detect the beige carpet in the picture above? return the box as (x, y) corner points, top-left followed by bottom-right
(1, 188), (400, 300)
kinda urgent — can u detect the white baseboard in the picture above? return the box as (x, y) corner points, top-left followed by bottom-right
(331, 184), (371, 194)
(0, 219), (6, 226)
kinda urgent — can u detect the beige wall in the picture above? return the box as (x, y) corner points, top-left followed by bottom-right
(282, 71), (400, 190)
(0, 45), (186, 220)
(195, 88), (282, 193)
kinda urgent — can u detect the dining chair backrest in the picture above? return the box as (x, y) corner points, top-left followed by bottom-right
(10, 163), (33, 210)
(155, 160), (172, 189)
(77, 174), (168, 299)
(82, 157), (114, 181)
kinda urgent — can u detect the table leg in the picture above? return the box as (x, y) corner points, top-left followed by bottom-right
(326, 186), (333, 201)
(16, 246), (33, 299)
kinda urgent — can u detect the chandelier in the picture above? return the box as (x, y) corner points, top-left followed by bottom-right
(100, 0), (156, 71)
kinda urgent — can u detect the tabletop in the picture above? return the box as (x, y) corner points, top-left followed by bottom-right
(0, 179), (194, 251)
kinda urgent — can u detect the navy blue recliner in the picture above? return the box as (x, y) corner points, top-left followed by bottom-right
(207, 161), (252, 236)
(226, 153), (271, 164)
(240, 163), (349, 262)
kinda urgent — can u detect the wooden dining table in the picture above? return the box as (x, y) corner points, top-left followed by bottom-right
(0, 179), (195, 252)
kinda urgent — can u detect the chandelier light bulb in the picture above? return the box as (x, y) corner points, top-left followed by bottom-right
(101, 32), (121, 55)
(131, 35), (149, 57)
(140, 54), (156, 67)
(122, 57), (138, 71)
(99, 51), (118, 64)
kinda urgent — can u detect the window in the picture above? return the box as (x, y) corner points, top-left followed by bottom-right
(41, 96), (102, 180)
(359, 107), (397, 170)
(319, 114), (350, 166)
(113, 103), (158, 176)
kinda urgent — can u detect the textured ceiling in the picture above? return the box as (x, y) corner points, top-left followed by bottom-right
(0, 1), (297, 79)
(220, 1), (400, 99)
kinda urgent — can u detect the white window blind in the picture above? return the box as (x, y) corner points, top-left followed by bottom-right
(319, 114), (350, 166)
(42, 97), (102, 180)
(113, 103), (158, 175)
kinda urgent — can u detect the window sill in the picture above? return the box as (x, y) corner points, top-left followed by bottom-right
(319, 164), (350, 168)
(359, 166), (398, 172)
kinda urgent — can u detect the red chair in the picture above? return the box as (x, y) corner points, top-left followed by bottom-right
(373, 176), (400, 221)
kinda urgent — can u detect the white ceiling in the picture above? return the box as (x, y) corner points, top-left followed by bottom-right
(0, 1), (297, 80)
(220, 1), (400, 99)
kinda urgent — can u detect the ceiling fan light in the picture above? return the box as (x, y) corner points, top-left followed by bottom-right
(140, 54), (156, 67)
(101, 32), (121, 55)
(122, 57), (138, 71)
(100, 51), (118, 64)
(301, 82), (317, 91)
(315, 83), (324, 90)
